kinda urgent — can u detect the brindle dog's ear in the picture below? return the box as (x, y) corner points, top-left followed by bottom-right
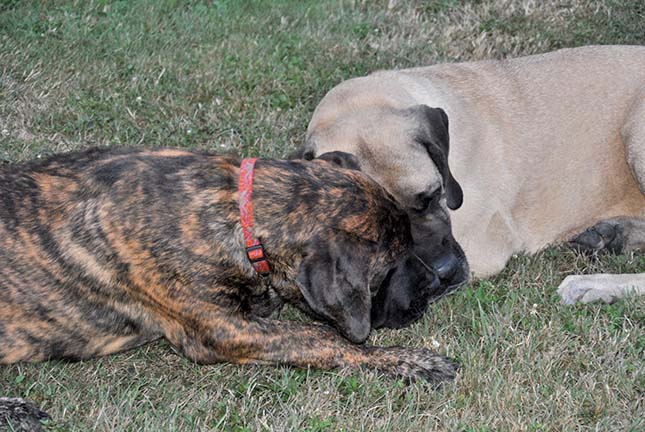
(412, 105), (463, 210)
(316, 151), (362, 171)
(296, 233), (372, 343)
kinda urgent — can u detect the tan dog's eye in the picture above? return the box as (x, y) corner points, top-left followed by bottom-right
(413, 188), (441, 214)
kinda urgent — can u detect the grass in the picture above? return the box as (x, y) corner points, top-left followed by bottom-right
(1, 0), (644, 430)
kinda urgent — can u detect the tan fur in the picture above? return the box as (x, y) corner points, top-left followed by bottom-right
(305, 46), (645, 292)
(558, 273), (645, 304)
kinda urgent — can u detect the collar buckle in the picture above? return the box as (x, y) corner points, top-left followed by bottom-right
(246, 243), (270, 276)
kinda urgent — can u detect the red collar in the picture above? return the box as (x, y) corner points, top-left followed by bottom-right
(238, 158), (270, 276)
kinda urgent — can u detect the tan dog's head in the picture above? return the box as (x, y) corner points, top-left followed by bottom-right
(298, 103), (468, 293)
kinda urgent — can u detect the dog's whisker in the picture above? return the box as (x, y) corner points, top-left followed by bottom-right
(412, 253), (435, 274)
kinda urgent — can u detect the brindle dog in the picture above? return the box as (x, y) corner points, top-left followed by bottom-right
(0, 147), (457, 383)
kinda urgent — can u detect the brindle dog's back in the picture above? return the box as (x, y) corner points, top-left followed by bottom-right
(0, 148), (235, 363)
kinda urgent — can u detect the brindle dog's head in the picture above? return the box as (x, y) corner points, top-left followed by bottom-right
(297, 104), (469, 298)
(276, 154), (440, 343)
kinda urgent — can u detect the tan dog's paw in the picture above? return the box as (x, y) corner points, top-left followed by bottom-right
(557, 274), (624, 305)
(569, 221), (624, 254)
(367, 346), (458, 384)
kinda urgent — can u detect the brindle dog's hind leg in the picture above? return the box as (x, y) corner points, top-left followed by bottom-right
(161, 305), (457, 384)
(569, 217), (645, 254)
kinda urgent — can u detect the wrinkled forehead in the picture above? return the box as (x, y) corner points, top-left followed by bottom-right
(309, 110), (443, 201)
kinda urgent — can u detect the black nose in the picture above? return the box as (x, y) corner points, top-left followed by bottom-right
(419, 248), (468, 303)
(428, 248), (469, 293)
(433, 253), (461, 281)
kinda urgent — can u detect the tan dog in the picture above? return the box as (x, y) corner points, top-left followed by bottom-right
(298, 45), (645, 304)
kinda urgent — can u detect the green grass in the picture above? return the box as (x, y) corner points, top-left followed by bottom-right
(1, 0), (644, 430)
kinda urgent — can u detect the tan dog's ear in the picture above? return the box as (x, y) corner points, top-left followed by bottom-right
(411, 105), (463, 210)
(296, 233), (372, 343)
(317, 151), (361, 171)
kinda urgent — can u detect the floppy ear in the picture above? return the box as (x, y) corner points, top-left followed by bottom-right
(296, 233), (372, 343)
(317, 151), (361, 171)
(413, 105), (463, 210)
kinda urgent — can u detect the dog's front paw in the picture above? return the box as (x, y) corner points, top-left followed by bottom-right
(557, 275), (620, 305)
(367, 346), (458, 384)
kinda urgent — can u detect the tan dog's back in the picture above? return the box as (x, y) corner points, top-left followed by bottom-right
(306, 46), (645, 278)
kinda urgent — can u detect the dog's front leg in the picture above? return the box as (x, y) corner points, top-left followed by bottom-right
(163, 311), (457, 383)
